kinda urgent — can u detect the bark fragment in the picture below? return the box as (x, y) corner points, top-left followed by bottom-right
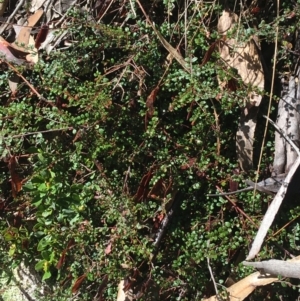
(217, 10), (265, 171)
(273, 74), (300, 174)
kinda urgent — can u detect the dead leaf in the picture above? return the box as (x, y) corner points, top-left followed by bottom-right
(12, 9), (43, 51)
(30, 0), (46, 12)
(145, 86), (160, 127)
(153, 213), (165, 230)
(200, 41), (218, 67)
(218, 12), (264, 106)
(148, 178), (164, 199)
(95, 275), (108, 301)
(146, 86), (159, 118)
(0, 38), (29, 65)
(251, 7), (261, 14)
(134, 169), (154, 202)
(152, 27), (190, 73)
(56, 249), (67, 270)
(117, 280), (127, 301)
(105, 242), (112, 254)
(67, 238), (75, 249)
(204, 256), (300, 301)
(136, 0), (190, 73)
(56, 238), (75, 269)
(35, 24), (49, 49)
(26, 36), (38, 64)
(71, 274), (87, 294)
(7, 9), (43, 92)
(203, 272), (277, 301)
(8, 156), (22, 198)
(148, 177), (173, 200)
(217, 10), (238, 34)
(217, 10), (264, 171)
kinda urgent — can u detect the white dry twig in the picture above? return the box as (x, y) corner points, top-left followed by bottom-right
(207, 240), (221, 300)
(246, 155), (300, 260)
(3, 127), (72, 139)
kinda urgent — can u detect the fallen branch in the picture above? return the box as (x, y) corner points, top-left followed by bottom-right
(246, 155), (300, 260)
(203, 256), (300, 301)
(243, 260), (300, 278)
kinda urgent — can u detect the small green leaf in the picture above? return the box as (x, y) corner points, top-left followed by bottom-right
(42, 270), (52, 281)
(37, 236), (51, 251)
(42, 209), (53, 217)
(8, 244), (16, 256)
(35, 259), (46, 271)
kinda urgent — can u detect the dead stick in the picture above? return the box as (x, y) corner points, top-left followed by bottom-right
(5, 61), (46, 101)
(0, 0), (25, 34)
(247, 155), (300, 260)
(4, 127), (73, 139)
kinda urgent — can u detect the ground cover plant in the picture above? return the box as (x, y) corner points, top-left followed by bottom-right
(0, 0), (300, 300)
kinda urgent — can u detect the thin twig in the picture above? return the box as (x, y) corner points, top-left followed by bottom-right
(44, 0), (55, 16)
(96, 0), (114, 24)
(255, 0), (280, 194)
(184, 0), (187, 52)
(210, 99), (220, 155)
(55, 0), (78, 27)
(3, 127), (73, 139)
(123, 166), (130, 193)
(5, 61), (46, 100)
(207, 240), (221, 301)
(129, 0), (136, 18)
(47, 30), (68, 52)
(0, 0), (25, 34)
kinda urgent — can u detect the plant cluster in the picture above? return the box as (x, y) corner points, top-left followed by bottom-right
(0, 0), (300, 300)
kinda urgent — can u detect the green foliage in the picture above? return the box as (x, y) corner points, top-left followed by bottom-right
(0, 1), (299, 300)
